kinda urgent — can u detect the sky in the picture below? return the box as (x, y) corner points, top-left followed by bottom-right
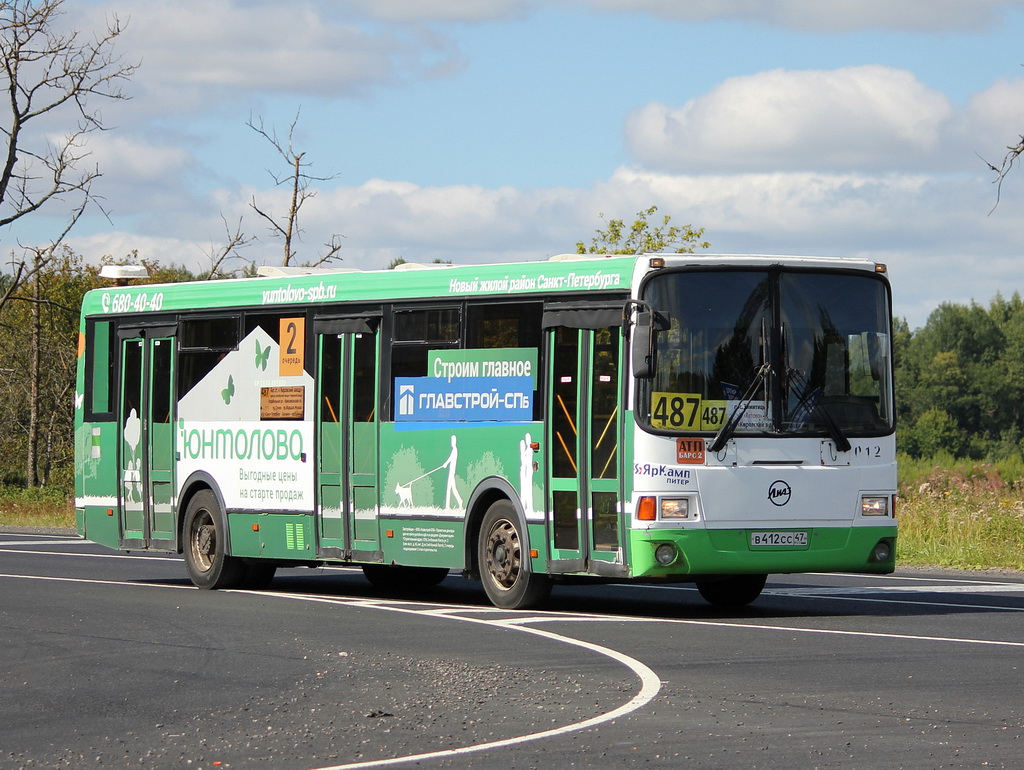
(9, 0), (1024, 328)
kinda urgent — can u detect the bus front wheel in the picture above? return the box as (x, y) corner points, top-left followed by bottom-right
(477, 500), (550, 610)
(183, 490), (245, 590)
(695, 574), (767, 607)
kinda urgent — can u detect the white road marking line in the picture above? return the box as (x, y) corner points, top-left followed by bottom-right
(303, 615), (662, 769)
(0, 573), (194, 589)
(243, 593), (660, 770)
(811, 571), (1024, 585)
(0, 548), (179, 561)
(7, 571), (1024, 768)
(806, 573), (1024, 585)
(765, 593), (1024, 612)
(765, 584), (1024, 595)
(0, 539), (91, 546)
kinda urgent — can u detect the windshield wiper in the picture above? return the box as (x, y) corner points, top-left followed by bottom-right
(708, 362), (772, 453)
(813, 402), (852, 453)
(787, 383), (852, 453)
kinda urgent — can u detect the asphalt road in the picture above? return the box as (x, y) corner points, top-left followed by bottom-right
(3, 529), (1024, 769)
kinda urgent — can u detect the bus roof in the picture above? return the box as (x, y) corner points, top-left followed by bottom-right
(80, 253), (886, 318)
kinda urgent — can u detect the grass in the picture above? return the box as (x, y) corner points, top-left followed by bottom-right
(3, 456), (1024, 572)
(896, 457), (1024, 572)
(0, 485), (75, 529)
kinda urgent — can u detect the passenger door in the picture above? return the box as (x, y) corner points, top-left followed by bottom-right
(315, 317), (381, 559)
(117, 327), (177, 549)
(544, 306), (625, 575)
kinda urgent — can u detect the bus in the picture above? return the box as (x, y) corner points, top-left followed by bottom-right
(74, 253), (897, 609)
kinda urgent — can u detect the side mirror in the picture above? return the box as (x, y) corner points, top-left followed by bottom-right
(624, 300), (667, 380)
(866, 332), (887, 381)
(634, 309), (674, 379)
(632, 311), (654, 379)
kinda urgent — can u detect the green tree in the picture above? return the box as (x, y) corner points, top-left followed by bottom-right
(896, 291), (1024, 461)
(0, 251), (198, 489)
(0, 248), (100, 486)
(576, 205), (709, 255)
(902, 408), (966, 458)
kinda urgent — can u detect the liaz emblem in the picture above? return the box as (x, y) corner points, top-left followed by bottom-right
(768, 480), (792, 506)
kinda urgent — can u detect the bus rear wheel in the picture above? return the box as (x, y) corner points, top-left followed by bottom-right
(183, 490), (245, 590)
(478, 500), (550, 610)
(696, 574), (767, 607)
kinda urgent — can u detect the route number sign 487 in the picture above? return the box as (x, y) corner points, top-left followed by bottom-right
(650, 392), (728, 431)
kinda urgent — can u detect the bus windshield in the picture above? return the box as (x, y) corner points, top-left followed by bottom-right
(640, 268), (893, 437)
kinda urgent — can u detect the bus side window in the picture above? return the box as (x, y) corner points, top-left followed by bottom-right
(466, 302), (542, 349)
(467, 302), (543, 419)
(85, 319), (116, 419)
(353, 333), (376, 423)
(388, 306), (460, 420)
(177, 315), (239, 398)
(244, 313), (311, 375)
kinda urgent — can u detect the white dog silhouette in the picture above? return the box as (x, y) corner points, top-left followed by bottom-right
(395, 482), (413, 508)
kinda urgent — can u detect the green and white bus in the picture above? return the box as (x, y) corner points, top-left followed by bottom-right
(74, 253), (897, 609)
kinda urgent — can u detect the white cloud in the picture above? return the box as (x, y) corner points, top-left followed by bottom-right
(67, 230), (237, 274)
(343, 0), (532, 23)
(86, 134), (196, 186)
(580, 0), (1023, 33)
(68, 0), (1024, 36)
(625, 66), (959, 174)
(965, 78), (1024, 164)
(66, 0), (462, 112)
(625, 67), (1024, 180)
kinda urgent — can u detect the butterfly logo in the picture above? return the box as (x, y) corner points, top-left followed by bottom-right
(254, 340), (270, 371)
(221, 375), (235, 405)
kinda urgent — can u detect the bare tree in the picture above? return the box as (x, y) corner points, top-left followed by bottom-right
(984, 134), (1024, 208)
(247, 110), (344, 267)
(197, 214), (254, 279)
(1, 0), (136, 223)
(0, 0), (137, 298)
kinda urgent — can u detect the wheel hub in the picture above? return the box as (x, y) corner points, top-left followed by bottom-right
(197, 524), (214, 555)
(190, 512), (216, 571)
(485, 519), (520, 589)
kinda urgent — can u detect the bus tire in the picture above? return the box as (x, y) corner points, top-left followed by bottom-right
(477, 500), (550, 610)
(361, 564), (449, 589)
(182, 490), (245, 590)
(696, 574), (767, 607)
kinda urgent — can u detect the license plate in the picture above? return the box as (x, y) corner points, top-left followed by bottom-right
(750, 531), (808, 547)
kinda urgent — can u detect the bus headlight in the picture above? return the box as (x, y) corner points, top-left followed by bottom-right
(861, 496), (889, 516)
(661, 498), (690, 519)
(655, 543), (677, 566)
